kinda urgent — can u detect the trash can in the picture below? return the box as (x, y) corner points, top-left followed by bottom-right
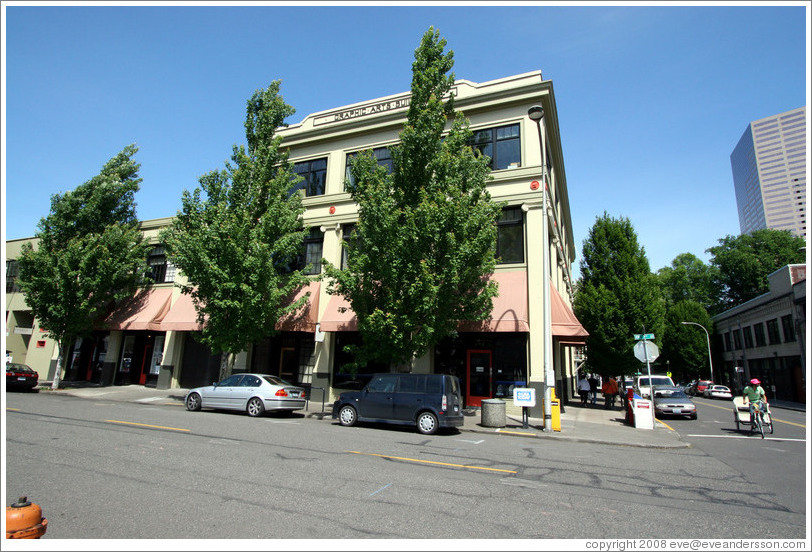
(481, 399), (506, 428)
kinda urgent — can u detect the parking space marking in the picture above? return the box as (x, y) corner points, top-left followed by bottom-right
(347, 451), (517, 474)
(106, 420), (190, 432)
(369, 483), (392, 497)
(495, 429), (537, 437)
(686, 434), (805, 442)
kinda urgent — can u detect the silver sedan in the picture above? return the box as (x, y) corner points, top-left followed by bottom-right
(184, 373), (306, 417)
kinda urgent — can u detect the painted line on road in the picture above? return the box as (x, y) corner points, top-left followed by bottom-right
(369, 483), (392, 497)
(686, 434), (805, 442)
(495, 429), (537, 437)
(655, 419), (676, 431)
(106, 420), (190, 432)
(6, 407), (20, 411)
(697, 400), (806, 428)
(347, 451), (517, 474)
(136, 396), (165, 403)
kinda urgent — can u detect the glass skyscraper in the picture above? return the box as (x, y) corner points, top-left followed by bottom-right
(730, 106), (807, 238)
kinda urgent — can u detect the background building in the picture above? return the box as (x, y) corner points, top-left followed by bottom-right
(712, 264), (806, 403)
(729, 106), (807, 239)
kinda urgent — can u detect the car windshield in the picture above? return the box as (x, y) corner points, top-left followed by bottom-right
(654, 389), (687, 399)
(640, 377), (672, 387)
(261, 375), (293, 386)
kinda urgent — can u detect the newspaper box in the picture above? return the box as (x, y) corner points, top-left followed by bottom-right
(631, 397), (654, 429)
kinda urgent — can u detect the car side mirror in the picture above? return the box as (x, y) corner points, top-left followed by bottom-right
(212, 381), (218, 388)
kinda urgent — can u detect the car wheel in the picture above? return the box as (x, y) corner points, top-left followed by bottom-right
(185, 392), (202, 411)
(246, 397), (265, 417)
(416, 411), (438, 435)
(689, 413), (697, 420)
(338, 405), (357, 427)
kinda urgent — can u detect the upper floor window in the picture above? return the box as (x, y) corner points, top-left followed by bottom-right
(345, 146), (393, 189)
(781, 315), (796, 342)
(292, 158), (327, 197)
(723, 332), (732, 352)
(742, 326), (754, 349)
(469, 124), (521, 170)
(148, 246), (175, 284)
(6, 260), (20, 293)
(298, 228), (324, 275)
(496, 207), (524, 264)
(753, 323), (767, 347)
(766, 319), (781, 345)
(732, 329), (742, 350)
(341, 223), (357, 270)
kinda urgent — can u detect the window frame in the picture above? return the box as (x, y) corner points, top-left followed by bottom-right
(469, 123), (521, 171)
(495, 206), (525, 264)
(292, 157), (328, 197)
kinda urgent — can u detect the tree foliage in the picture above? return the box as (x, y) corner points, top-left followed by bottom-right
(655, 252), (719, 312)
(161, 82), (310, 370)
(323, 28), (502, 369)
(573, 213), (665, 377)
(661, 300), (714, 383)
(707, 228), (805, 310)
(17, 144), (150, 387)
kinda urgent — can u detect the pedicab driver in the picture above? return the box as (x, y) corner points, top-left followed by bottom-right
(742, 378), (768, 427)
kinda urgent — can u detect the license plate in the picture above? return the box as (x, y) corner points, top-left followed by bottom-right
(290, 392), (300, 398)
(18, 377), (28, 381)
(672, 409), (682, 414)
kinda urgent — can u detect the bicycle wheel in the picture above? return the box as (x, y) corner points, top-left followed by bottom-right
(757, 413), (765, 439)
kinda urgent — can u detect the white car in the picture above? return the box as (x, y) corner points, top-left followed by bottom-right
(185, 373), (307, 417)
(704, 384), (732, 400)
(635, 375), (676, 399)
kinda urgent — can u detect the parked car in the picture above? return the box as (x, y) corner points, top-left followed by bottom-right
(184, 373), (306, 417)
(332, 373), (464, 435)
(6, 362), (39, 392)
(652, 386), (697, 419)
(704, 384), (732, 400)
(692, 380), (714, 396)
(635, 375), (676, 399)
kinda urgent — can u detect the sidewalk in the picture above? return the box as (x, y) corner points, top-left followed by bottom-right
(35, 381), (706, 449)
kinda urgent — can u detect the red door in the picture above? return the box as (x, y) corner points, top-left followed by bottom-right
(466, 350), (493, 407)
(139, 342), (153, 385)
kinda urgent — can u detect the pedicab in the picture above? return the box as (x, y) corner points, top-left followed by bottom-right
(732, 396), (773, 437)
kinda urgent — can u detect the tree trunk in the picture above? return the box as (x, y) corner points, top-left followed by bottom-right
(219, 352), (236, 381)
(51, 343), (64, 390)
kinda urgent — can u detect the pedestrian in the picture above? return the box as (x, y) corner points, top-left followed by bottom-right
(577, 374), (590, 406)
(588, 374), (599, 406)
(602, 376), (619, 409)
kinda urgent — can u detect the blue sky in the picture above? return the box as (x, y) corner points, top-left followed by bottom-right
(2, 2), (809, 276)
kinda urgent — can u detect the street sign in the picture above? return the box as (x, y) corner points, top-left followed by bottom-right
(634, 333), (655, 340)
(513, 388), (536, 407)
(634, 340), (659, 363)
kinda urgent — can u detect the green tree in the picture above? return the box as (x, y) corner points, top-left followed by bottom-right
(573, 213), (666, 377)
(323, 28), (502, 369)
(17, 145), (151, 389)
(661, 300), (714, 383)
(160, 81), (310, 379)
(708, 228), (806, 310)
(655, 252), (720, 311)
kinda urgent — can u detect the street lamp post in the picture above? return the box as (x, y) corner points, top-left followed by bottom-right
(528, 105), (554, 431)
(681, 321), (714, 383)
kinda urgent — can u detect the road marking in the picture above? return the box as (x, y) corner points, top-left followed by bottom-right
(655, 419), (676, 431)
(347, 451), (517, 474)
(698, 400), (806, 428)
(455, 439), (485, 444)
(495, 429), (537, 437)
(369, 483), (392, 497)
(136, 396), (164, 403)
(686, 434), (805, 442)
(6, 407), (20, 411)
(106, 420), (190, 432)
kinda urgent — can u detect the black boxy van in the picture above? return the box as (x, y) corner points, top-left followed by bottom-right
(331, 373), (464, 435)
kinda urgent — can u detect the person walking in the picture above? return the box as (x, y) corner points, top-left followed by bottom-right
(602, 376), (619, 409)
(577, 374), (590, 407)
(588, 374), (599, 406)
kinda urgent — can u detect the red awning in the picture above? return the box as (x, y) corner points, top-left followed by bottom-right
(275, 281), (321, 332)
(457, 271), (529, 332)
(161, 292), (204, 332)
(320, 272), (530, 333)
(105, 288), (173, 331)
(550, 282), (589, 344)
(319, 294), (357, 332)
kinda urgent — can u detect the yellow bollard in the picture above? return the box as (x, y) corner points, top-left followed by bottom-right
(541, 389), (562, 432)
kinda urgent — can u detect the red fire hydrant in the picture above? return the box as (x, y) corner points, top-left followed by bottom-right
(6, 496), (48, 539)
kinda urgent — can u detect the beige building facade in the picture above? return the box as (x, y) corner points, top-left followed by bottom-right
(4, 71), (586, 416)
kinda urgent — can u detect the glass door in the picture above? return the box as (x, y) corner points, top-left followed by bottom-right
(466, 350), (493, 407)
